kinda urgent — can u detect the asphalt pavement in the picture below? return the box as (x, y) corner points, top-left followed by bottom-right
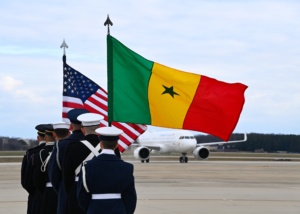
(0, 159), (299, 214)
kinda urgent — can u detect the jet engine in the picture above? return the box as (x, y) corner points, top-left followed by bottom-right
(193, 146), (210, 160)
(134, 146), (150, 161)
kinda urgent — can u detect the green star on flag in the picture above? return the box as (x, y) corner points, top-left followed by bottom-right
(162, 85), (179, 98)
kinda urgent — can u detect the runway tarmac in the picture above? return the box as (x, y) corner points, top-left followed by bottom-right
(0, 160), (299, 214)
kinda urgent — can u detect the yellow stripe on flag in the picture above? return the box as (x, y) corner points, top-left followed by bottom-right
(149, 63), (201, 128)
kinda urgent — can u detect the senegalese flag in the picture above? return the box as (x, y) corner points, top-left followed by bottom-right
(107, 35), (247, 141)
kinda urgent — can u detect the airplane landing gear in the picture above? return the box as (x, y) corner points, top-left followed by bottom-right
(141, 158), (150, 163)
(179, 153), (188, 163)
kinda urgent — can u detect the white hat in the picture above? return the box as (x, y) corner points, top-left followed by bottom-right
(95, 127), (123, 141)
(77, 113), (104, 126)
(53, 122), (70, 130)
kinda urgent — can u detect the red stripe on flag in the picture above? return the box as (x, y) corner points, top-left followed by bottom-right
(94, 90), (108, 100)
(126, 123), (147, 134)
(62, 112), (67, 119)
(117, 142), (126, 153)
(183, 76), (247, 141)
(88, 96), (108, 112)
(63, 102), (84, 109)
(112, 122), (140, 141)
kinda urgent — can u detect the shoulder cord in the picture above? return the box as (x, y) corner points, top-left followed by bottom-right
(40, 150), (52, 172)
(82, 163), (90, 193)
(81, 140), (100, 156)
(56, 142), (62, 170)
(74, 140), (100, 176)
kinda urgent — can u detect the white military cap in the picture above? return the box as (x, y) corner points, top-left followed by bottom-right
(95, 127), (123, 141)
(53, 122), (70, 130)
(77, 113), (104, 126)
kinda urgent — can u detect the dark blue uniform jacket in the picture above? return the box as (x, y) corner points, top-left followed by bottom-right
(77, 153), (137, 214)
(21, 142), (45, 214)
(47, 130), (85, 214)
(33, 143), (57, 214)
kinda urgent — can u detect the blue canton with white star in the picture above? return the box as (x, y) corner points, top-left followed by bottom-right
(63, 64), (99, 102)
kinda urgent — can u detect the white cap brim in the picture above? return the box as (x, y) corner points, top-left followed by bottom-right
(95, 127), (123, 136)
(77, 113), (104, 126)
(53, 122), (70, 129)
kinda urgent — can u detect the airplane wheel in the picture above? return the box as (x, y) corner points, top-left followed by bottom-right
(141, 160), (144, 163)
(179, 157), (184, 163)
(184, 157), (188, 163)
(146, 159), (150, 163)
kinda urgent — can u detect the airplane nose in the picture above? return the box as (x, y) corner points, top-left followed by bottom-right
(180, 140), (196, 151)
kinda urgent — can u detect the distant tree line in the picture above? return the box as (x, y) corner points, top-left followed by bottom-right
(1, 133), (300, 153)
(195, 133), (300, 153)
(0, 137), (37, 151)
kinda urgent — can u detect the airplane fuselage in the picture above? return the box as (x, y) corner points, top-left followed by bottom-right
(137, 130), (197, 154)
(134, 129), (247, 163)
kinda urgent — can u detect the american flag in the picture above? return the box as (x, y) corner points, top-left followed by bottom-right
(62, 63), (147, 152)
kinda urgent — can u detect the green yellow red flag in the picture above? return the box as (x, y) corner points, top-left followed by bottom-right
(107, 35), (247, 141)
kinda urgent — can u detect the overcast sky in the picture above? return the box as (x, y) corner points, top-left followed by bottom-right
(0, 0), (299, 139)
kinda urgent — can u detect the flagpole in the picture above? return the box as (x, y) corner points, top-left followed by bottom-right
(60, 39), (69, 122)
(104, 16), (123, 156)
(105, 15), (113, 127)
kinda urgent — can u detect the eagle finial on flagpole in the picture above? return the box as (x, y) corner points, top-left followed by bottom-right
(104, 14), (113, 35)
(60, 39), (68, 64)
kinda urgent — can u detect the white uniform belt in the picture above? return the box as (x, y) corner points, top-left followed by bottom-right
(46, 182), (53, 187)
(75, 176), (79, 182)
(92, 193), (121, 199)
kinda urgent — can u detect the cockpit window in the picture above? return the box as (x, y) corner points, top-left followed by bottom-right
(179, 136), (195, 139)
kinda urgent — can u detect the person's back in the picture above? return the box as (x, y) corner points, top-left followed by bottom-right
(33, 143), (57, 214)
(63, 133), (101, 213)
(47, 122), (72, 214)
(21, 124), (47, 214)
(33, 124), (57, 214)
(63, 112), (104, 214)
(77, 127), (137, 214)
(79, 154), (136, 214)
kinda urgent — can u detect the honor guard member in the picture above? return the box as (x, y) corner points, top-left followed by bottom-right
(32, 124), (57, 214)
(47, 108), (88, 214)
(21, 124), (47, 214)
(63, 113), (104, 214)
(77, 127), (137, 214)
(47, 122), (70, 190)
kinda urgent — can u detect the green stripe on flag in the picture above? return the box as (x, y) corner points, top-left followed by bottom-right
(107, 35), (153, 124)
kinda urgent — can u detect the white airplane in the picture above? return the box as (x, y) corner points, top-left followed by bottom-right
(133, 130), (247, 163)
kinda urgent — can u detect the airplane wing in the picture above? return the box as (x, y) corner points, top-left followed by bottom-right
(141, 145), (161, 151)
(197, 133), (247, 147)
(130, 143), (161, 151)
